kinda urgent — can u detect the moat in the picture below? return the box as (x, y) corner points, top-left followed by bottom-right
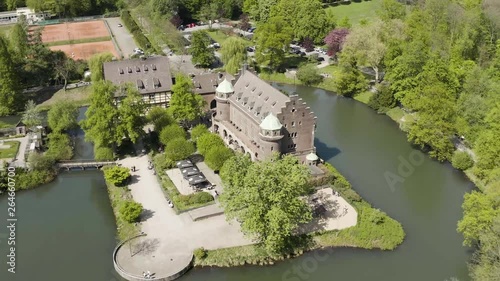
(0, 85), (474, 281)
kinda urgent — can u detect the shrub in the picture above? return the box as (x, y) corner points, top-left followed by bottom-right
(121, 10), (155, 51)
(205, 146), (234, 171)
(197, 133), (225, 155)
(153, 154), (176, 170)
(28, 153), (55, 171)
(296, 64), (323, 86)
(451, 151), (474, 171)
(368, 83), (396, 112)
(46, 133), (73, 160)
(160, 124), (186, 146)
(194, 247), (207, 260)
(104, 166), (131, 186)
(14, 169), (55, 190)
(165, 138), (195, 161)
(190, 124), (209, 142)
(120, 201), (143, 223)
(94, 146), (114, 160)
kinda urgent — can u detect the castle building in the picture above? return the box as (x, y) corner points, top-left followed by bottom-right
(212, 70), (319, 164)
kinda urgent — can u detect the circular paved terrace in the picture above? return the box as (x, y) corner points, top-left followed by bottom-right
(114, 235), (193, 281)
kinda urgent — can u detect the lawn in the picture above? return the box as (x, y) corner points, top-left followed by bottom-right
(105, 180), (140, 242)
(207, 30), (253, 47)
(37, 86), (92, 111)
(353, 91), (374, 104)
(386, 107), (405, 123)
(326, 0), (382, 25)
(0, 141), (20, 159)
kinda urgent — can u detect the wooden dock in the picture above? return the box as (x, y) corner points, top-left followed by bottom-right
(57, 160), (118, 170)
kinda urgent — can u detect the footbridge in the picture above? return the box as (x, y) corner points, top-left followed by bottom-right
(57, 160), (118, 170)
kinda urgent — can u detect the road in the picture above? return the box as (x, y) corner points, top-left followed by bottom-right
(105, 17), (138, 59)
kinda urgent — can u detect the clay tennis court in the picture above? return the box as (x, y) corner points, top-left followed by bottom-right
(39, 21), (110, 43)
(50, 41), (119, 60)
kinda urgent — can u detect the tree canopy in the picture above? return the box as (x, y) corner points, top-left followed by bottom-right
(47, 101), (79, 133)
(219, 154), (312, 253)
(190, 31), (216, 68)
(221, 37), (247, 75)
(254, 16), (293, 70)
(169, 73), (205, 125)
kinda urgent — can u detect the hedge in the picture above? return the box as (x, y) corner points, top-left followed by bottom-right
(120, 10), (154, 51)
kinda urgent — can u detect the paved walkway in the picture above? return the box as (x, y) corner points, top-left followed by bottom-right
(1, 135), (29, 168)
(115, 155), (252, 279)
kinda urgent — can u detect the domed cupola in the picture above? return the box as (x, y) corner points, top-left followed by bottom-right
(215, 78), (234, 100)
(259, 113), (283, 141)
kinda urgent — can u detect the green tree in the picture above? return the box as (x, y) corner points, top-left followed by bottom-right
(120, 201), (143, 223)
(205, 145), (234, 171)
(342, 19), (386, 82)
(332, 55), (367, 97)
(296, 64), (323, 86)
(197, 133), (225, 155)
(377, 0), (406, 22)
(219, 154), (312, 253)
(190, 31), (215, 68)
(0, 34), (19, 116)
(221, 37), (247, 75)
(28, 152), (55, 171)
(220, 153), (252, 189)
(254, 16), (293, 71)
(169, 74), (205, 125)
(94, 145), (114, 160)
(9, 22), (28, 59)
(22, 100), (42, 130)
(147, 106), (173, 132)
(52, 51), (76, 90)
(190, 124), (209, 142)
(104, 166), (131, 186)
(117, 85), (146, 144)
(47, 101), (79, 133)
(337, 16), (351, 29)
(451, 151), (474, 171)
(368, 83), (396, 112)
(164, 138), (195, 161)
(80, 81), (120, 147)
(159, 124), (186, 146)
(46, 133), (73, 161)
(458, 191), (500, 246)
(88, 52), (113, 82)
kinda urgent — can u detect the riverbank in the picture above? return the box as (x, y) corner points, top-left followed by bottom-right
(104, 179), (140, 241)
(195, 163), (405, 267)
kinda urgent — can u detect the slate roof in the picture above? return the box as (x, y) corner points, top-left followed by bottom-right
(192, 72), (234, 95)
(103, 56), (173, 95)
(229, 71), (290, 124)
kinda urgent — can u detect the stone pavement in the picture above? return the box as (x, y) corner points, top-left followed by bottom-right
(115, 155), (252, 279)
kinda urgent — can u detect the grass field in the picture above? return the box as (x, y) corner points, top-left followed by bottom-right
(353, 91), (374, 104)
(207, 30), (253, 47)
(0, 141), (20, 159)
(45, 36), (112, 47)
(37, 86), (92, 111)
(326, 0), (382, 25)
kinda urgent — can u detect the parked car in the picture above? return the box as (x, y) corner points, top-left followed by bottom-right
(134, 48), (144, 55)
(247, 46), (255, 52)
(248, 27), (256, 33)
(117, 23), (123, 27)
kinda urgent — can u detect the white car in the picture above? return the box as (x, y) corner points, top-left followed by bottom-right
(133, 48), (144, 55)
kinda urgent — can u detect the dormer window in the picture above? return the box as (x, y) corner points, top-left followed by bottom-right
(136, 79), (145, 89)
(291, 108), (296, 112)
(136, 66), (140, 72)
(128, 67), (132, 73)
(119, 68), (124, 74)
(153, 78), (161, 88)
(264, 97), (269, 102)
(152, 64), (157, 71)
(245, 82), (250, 88)
(144, 65), (148, 72)
(258, 91), (262, 97)
(272, 101), (276, 107)
(251, 87), (256, 92)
